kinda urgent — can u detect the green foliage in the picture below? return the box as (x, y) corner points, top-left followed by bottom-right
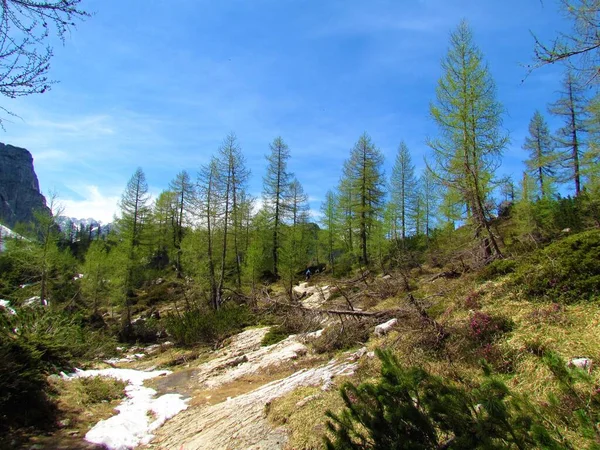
(261, 326), (289, 346)
(164, 303), (254, 346)
(513, 230), (600, 302)
(540, 351), (600, 448)
(325, 349), (561, 449)
(477, 259), (517, 281)
(427, 20), (506, 259)
(341, 133), (386, 267)
(74, 376), (126, 405)
(0, 307), (117, 370)
(0, 334), (56, 431)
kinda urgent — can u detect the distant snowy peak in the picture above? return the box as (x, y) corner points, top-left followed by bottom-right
(57, 216), (104, 227)
(57, 216), (112, 238)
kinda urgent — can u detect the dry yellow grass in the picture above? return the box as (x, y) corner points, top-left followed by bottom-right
(268, 263), (600, 449)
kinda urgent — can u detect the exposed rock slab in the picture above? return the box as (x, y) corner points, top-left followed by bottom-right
(154, 328), (308, 394)
(293, 282), (331, 309)
(147, 352), (360, 450)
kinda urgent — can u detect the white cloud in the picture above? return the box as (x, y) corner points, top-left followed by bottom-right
(61, 185), (120, 223)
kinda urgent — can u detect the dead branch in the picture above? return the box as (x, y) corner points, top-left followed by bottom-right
(407, 293), (449, 343)
(428, 270), (461, 282)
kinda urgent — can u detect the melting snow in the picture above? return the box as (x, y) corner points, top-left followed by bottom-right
(62, 368), (189, 450)
(0, 299), (16, 315)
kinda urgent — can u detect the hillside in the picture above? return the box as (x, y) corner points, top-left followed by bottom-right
(1, 224), (599, 449)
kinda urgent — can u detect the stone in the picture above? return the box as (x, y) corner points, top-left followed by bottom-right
(568, 357), (593, 373)
(374, 318), (398, 336)
(0, 143), (50, 228)
(57, 419), (71, 428)
(295, 394), (321, 408)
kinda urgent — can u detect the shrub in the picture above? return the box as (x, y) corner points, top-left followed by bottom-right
(513, 230), (600, 303)
(128, 317), (165, 344)
(261, 327), (290, 346)
(75, 376), (126, 405)
(164, 304), (253, 346)
(0, 307), (117, 372)
(540, 351), (600, 447)
(477, 258), (517, 281)
(325, 349), (562, 449)
(260, 307), (322, 346)
(0, 335), (57, 431)
(463, 291), (481, 310)
(528, 303), (568, 325)
(469, 311), (513, 345)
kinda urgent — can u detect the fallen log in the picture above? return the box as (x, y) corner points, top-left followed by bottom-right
(266, 297), (407, 318)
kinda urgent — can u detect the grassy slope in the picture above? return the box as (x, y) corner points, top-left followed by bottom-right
(267, 232), (600, 449)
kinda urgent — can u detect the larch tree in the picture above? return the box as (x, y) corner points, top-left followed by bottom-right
(152, 189), (177, 266)
(523, 110), (557, 198)
(342, 133), (385, 267)
(169, 170), (195, 277)
(262, 136), (293, 279)
(427, 20), (507, 260)
(389, 141), (418, 241)
(197, 158), (220, 310)
(34, 191), (62, 305)
(415, 170), (439, 238)
(549, 71), (588, 196)
(215, 133), (249, 299)
(533, 0), (600, 84)
(281, 178), (310, 296)
(118, 167), (151, 330)
(320, 190), (338, 274)
(336, 175), (355, 256)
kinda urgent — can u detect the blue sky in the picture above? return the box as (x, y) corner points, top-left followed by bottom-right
(1, 0), (576, 222)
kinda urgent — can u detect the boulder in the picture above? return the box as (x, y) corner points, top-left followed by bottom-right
(568, 357), (593, 373)
(374, 318), (398, 336)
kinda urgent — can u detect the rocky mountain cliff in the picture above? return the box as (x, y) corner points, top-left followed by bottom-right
(0, 143), (50, 228)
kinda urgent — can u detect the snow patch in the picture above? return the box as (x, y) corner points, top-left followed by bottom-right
(0, 299), (16, 315)
(62, 368), (189, 450)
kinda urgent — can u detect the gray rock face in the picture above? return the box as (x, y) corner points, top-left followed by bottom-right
(0, 142), (50, 228)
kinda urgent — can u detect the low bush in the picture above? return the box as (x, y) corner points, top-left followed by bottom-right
(0, 307), (117, 372)
(164, 303), (254, 346)
(528, 303), (568, 325)
(0, 335), (57, 432)
(261, 327), (290, 346)
(468, 311), (513, 345)
(75, 376), (126, 405)
(463, 291), (481, 310)
(128, 317), (165, 343)
(325, 349), (562, 449)
(260, 307), (322, 346)
(513, 230), (600, 303)
(477, 258), (517, 281)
